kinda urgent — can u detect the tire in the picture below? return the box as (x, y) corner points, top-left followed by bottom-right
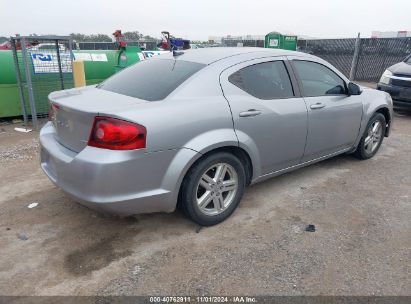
(179, 152), (246, 226)
(354, 113), (386, 160)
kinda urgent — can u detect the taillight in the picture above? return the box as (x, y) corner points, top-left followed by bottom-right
(88, 116), (146, 150)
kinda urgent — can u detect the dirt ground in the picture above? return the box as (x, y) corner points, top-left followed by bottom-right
(0, 111), (410, 296)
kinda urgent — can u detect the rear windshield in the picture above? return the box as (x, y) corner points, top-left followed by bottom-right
(98, 59), (205, 101)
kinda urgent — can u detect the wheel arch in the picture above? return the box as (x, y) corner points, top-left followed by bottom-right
(350, 104), (392, 154)
(375, 106), (391, 137)
(175, 145), (255, 212)
(197, 146), (254, 186)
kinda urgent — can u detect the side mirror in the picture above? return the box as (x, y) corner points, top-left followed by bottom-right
(347, 82), (362, 95)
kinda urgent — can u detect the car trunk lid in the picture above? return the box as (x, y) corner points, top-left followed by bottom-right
(49, 86), (148, 152)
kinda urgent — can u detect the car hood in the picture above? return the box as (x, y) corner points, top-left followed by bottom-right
(388, 61), (411, 76)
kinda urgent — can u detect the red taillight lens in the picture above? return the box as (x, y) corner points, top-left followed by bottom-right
(88, 116), (146, 150)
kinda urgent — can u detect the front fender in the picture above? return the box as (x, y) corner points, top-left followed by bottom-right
(352, 88), (393, 150)
(362, 89), (393, 121)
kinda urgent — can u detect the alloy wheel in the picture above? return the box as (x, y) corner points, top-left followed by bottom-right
(196, 163), (238, 216)
(364, 120), (383, 154)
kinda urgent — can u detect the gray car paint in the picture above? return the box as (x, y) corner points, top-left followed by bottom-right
(40, 48), (393, 216)
(287, 56), (364, 161)
(220, 56), (308, 175)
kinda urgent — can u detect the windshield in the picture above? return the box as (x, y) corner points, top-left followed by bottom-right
(98, 59), (205, 101)
(405, 56), (411, 64)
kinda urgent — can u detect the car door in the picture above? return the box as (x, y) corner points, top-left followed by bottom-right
(289, 57), (363, 162)
(220, 57), (308, 175)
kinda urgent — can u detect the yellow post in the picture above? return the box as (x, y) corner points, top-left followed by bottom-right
(73, 60), (86, 88)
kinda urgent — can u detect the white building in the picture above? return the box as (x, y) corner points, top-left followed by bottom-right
(371, 31), (411, 38)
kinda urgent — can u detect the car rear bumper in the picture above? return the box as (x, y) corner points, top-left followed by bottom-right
(377, 83), (411, 108)
(39, 122), (198, 216)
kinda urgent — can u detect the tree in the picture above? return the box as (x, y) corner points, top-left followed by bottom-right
(69, 33), (112, 42)
(142, 35), (157, 41)
(68, 31), (157, 42)
(70, 33), (87, 42)
(123, 31), (143, 41)
(88, 34), (112, 42)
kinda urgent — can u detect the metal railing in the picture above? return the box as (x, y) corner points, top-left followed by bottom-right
(11, 35), (74, 129)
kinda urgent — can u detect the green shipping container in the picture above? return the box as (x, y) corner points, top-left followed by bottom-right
(0, 51), (22, 117)
(264, 32), (297, 51)
(74, 50), (119, 85)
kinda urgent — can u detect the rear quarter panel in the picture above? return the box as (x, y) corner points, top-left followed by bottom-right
(105, 64), (243, 209)
(100, 63), (239, 154)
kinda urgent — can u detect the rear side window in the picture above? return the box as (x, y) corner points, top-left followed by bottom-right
(99, 59), (205, 101)
(293, 61), (346, 96)
(229, 61), (294, 100)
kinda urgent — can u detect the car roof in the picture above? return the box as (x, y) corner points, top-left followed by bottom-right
(157, 47), (303, 65)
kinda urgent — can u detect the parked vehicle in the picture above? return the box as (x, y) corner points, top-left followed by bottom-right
(378, 55), (411, 109)
(40, 48), (393, 226)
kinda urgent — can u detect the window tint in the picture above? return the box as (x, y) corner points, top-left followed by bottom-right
(98, 59), (205, 101)
(293, 61), (346, 96)
(229, 61), (294, 100)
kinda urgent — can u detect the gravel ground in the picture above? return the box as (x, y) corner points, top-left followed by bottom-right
(0, 112), (410, 296)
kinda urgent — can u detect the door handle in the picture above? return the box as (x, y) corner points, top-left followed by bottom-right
(239, 109), (262, 117)
(310, 103), (326, 110)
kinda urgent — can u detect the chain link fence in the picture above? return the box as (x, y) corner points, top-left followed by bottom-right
(217, 37), (411, 82)
(298, 37), (411, 82)
(216, 36), (411, 83)
(11, 36), (73, 129)
(221, 38), (264, 48)
(297, 38), (356, 78)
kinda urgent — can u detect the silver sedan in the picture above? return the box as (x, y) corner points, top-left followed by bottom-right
(40, 48), (393, 226)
